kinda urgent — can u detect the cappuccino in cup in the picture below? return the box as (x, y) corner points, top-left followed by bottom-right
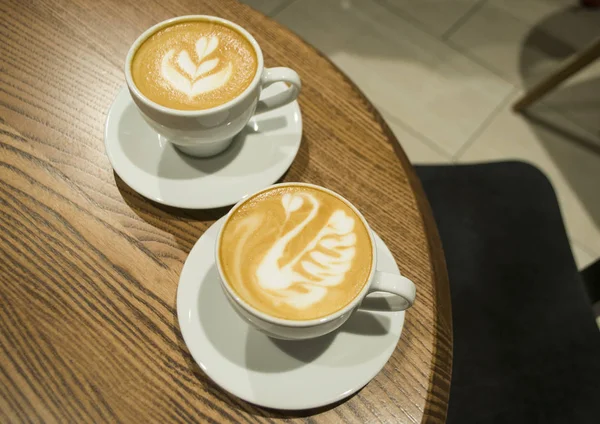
(125, 15), (301, 157)
(131, 20), (258, 110)
(219, 185), (373, 321)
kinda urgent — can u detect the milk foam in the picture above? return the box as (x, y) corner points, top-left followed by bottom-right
(132, 21), (257, 110)
(220, 186), (372, 320)
(255, 193), (357, 309)
(160, 36), (233, 97)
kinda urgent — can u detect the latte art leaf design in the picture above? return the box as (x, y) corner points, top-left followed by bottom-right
(255, 193), (358, 309)
(160, 35), (233, 97)
(196, 36), (219, 62)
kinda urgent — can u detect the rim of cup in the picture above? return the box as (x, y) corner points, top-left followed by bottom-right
(215, 182), (378, 328)
(124, 15), (265, 117)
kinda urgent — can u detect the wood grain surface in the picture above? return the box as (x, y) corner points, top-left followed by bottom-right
(0, 0), (452, 422)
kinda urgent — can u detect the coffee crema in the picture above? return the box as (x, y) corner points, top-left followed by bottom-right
(131, 20), (258, 110)
(219, 186), (373, 321)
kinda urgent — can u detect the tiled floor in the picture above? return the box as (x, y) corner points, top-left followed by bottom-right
(242, 0), (600, 270)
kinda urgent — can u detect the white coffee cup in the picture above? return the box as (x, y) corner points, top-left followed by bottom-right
(124, 15), (301, 157)
(214, 183), (417, 340)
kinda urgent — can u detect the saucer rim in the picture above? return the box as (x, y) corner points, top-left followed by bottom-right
(177, 217), (405, 410)
(104, 85), (302, 209)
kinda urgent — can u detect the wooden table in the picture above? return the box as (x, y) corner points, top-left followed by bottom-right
(0, 0), (452, 422)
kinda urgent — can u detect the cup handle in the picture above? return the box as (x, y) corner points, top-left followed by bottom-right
(359, 271), (417, 312)
(255, 67), (301, 114)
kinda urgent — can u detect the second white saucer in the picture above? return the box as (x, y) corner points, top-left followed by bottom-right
(177, 218), (406, 410)
(104, 83), (302, 209)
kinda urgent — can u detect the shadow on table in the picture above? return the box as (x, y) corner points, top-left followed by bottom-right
(114, 173), (229, 254)
(113, 127), (309, 253)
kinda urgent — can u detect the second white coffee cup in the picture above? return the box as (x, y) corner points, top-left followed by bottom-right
(124, 15), (301, 157)
(215, 183), (417, 340)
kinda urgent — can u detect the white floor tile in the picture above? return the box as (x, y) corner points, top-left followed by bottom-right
(450, 0), (600, 138)
(538, 60), (600, 146)
(272, 0), (599, 268)
(490, 0), (600, 49)
(572, 241), (598, 270)
(238, 0), (289, 15)
(489, 0), (575, 26)
(276, 0), (371, 55)
(380, 111), (452, 163)
(449, 0), (600, 88)
(275, 0), (513, 156)
(376, 0), (482, 37)
(458, 91), (600, 256)
(448, 1), (569, 86)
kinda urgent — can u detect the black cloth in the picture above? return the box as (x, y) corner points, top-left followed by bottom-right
(583, 259), (600, 303)
(415, 162), (600, 424)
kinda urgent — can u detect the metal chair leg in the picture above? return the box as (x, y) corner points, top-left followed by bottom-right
(513, 37), (600, 112)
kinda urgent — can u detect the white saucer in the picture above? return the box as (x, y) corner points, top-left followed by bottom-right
(104, 84), (302, 209)
(177, 218), (406, 410)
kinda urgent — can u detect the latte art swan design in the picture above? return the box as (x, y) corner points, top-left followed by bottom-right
(160, 36), (233, 96)
(256, 193), (358, 309)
